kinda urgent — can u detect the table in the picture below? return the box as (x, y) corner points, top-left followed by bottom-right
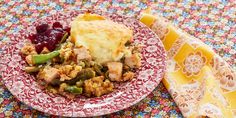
(0, 0), (235, 117)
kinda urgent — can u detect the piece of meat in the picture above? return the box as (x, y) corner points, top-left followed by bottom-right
(37, 66), (60, 84)
(84, 76), (114, 97)
(124, 53), (141, 68)
(107, 62), (123, 81)
(73, 47), (92, 62)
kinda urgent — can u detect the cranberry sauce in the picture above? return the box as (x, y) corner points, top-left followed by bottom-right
(29, 22), (70, 53)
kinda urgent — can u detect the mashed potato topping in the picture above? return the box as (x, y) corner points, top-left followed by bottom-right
(70, 14), (133, 64)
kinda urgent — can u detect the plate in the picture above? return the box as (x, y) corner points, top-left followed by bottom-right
(0, 10), (166, 117)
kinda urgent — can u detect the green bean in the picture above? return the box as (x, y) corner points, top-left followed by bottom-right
(65, 85), (83, 94)
(31, 51), (60, 65)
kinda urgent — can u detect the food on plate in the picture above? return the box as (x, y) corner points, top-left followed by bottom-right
(84, 76), (114, 97)
(21, 13), (142, 98)
(70, 14), (133, 64)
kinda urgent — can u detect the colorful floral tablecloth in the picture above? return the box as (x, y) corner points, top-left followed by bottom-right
(0, 1), (235, 117)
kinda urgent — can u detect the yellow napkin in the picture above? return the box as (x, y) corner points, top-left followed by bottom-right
(139, 9), (236, 118)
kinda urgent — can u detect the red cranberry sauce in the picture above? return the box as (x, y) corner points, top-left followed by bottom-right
(28, 22), (70, 53)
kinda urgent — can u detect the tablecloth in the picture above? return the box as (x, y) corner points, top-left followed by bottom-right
(0, 0), (235, 118)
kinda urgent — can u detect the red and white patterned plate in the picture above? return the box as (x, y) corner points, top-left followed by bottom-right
(0, 10), (166, 117)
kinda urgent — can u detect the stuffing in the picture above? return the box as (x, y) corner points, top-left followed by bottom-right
(58, 65), (73, 75)
(59, 83), (68, 92)
(60, 74), (72, 81)
(20, 44), (37, 55)
(59, 42), (74, 61)
(84, 76), (114, 97)
(69, 66), (82, 78)
(58, 83), (75, 98)
(57, 65), (82, 81)
(123, 71), (135, 81)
